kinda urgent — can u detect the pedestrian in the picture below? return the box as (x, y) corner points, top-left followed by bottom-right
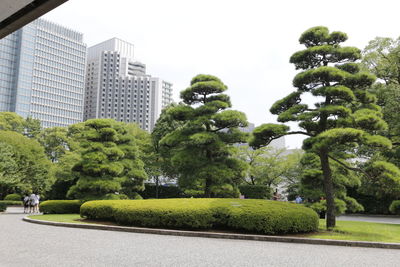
(273, 190), (279, 201)
(295, 195), (303, 204)
(22, 194), (30, 213)
(29, 193), (40, 213)
(319, 196), (326, 219)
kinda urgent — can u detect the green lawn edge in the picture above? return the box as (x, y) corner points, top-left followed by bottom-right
(28, 214), (91, 224)
(28, 214), (400, 243)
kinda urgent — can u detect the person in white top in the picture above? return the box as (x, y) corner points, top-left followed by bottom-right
(29, 193), (40, 213)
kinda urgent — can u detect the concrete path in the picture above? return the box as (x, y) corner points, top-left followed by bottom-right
(1, 210), (400, 266)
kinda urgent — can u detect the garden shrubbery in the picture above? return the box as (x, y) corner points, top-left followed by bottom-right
(141, 184), (184, 199)
(4, 194), (21, 201)
(0, 202), (6, 212)
(238, 185), (273, 199)
(81, 198), (318, 234)
(40, 200), (82, 214)
(389, 200), (400, 215)
(0, 200), (22, 206)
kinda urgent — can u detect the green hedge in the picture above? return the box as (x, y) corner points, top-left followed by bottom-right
(4, 194), (21, 201)
(0, 202), (6, 212)
(81, 198), (318, 235)
(238, 185), (273, 199)
(0, 200), (22, 206)
(40, 200), (83, 214)
(389, 200), (400, 215)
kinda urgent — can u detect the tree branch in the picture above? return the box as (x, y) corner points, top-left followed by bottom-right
(286, 131), (313, 137)
(328, 155), (371, 179)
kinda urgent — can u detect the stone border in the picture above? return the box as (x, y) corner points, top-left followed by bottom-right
(23, 217), (400, 250)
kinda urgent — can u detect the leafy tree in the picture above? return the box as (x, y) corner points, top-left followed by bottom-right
(234, 145), (303, 189)
(0, 130), (53, 197)
(250, 26), (396, 228)
(0, 112), (41, 138)
(36, 127), (76, 162)
(151, 103), (186, 189)
(126, 123), (167, 197)
(0, 112), (25, 133)
(160, 74), (248, 197)
(361, 38), (400, 168)
(24, 116), (41, 138)
(67, 119), (147, 199)
(362, 37), (400, 85)
(0, 142), (21, 198)
(47, 151), (81, 199)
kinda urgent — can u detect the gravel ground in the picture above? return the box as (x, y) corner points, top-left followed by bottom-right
(1, 209), (400, 267)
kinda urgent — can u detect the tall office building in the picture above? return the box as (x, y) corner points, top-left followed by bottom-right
(84, 38), (173, 131)
(0, 19), (87, 127)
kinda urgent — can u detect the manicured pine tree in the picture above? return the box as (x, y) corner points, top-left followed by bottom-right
(160, 74), (248, 197)
(250, 26), (397, 228)
(68, 119), (147, 199)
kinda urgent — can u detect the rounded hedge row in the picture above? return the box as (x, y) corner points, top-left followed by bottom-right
(40, 200), (82, 214)
(4, 193), (21, 201)
(0, 200), (22, 206)
(81, 199), (319, 234)
(389, 200), (400, 215)
(0, 202), (6, 212)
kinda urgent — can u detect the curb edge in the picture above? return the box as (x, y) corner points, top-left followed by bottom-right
(23, 217), (400, 250)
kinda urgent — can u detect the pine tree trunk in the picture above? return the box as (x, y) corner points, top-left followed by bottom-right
(155, 176), (159, 199)
(319, 149), (336, 228)
(204, 178), (212, 198)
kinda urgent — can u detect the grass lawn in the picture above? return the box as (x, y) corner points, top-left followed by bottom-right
(28, 214), (90, 224)
(301, 219), (400, 243)
(28, 215), (400, 243)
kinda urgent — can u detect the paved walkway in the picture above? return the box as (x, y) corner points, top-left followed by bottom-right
(1, 208), (400, 266)
(338, 214), (400, 224)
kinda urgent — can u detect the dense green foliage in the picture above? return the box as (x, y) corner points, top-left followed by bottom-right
(357, 37), (400, 206)
(67, 119), (147, 199)
(234, 145), (303, 189)
(0, 130), (53, 198)
(81, 198), (319, 234)
(151, 103), (185, 184)
(141, 184), (184, 199)
(159, 75), (248, 197)
(40, 200), (82, 214)
(389, 200), (400, 215)
(4, 194), (21, 201)
(0, 202), (5, 212)
(238, 185), (272, 199)
(250, 26), (397, 228)
(0, 200), (22, 206)
(0, 112), (41, 138)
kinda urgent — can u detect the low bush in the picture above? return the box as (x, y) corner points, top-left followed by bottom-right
(4, 194), (21, 201)
(40, 200), (82, 214)
(389, 200), (400, 215)
(0, 200), (22, 206)
(0, 202), (6, 212)
(81, 198), (319, 234)
(238, 185), (273, 199)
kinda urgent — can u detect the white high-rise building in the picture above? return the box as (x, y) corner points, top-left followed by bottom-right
(84, 38), (173, 131)
(0, 18), (87, 127)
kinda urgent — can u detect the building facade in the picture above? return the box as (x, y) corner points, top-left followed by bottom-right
(84, 38), (173, 131)
(0, 18), (86, 127)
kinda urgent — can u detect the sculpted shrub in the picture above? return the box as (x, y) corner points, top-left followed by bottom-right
(81, 198), (319, 234)
(40, 200), (82, 214)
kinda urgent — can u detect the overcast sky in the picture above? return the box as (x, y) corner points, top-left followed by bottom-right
(43, 0), (400, 148)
